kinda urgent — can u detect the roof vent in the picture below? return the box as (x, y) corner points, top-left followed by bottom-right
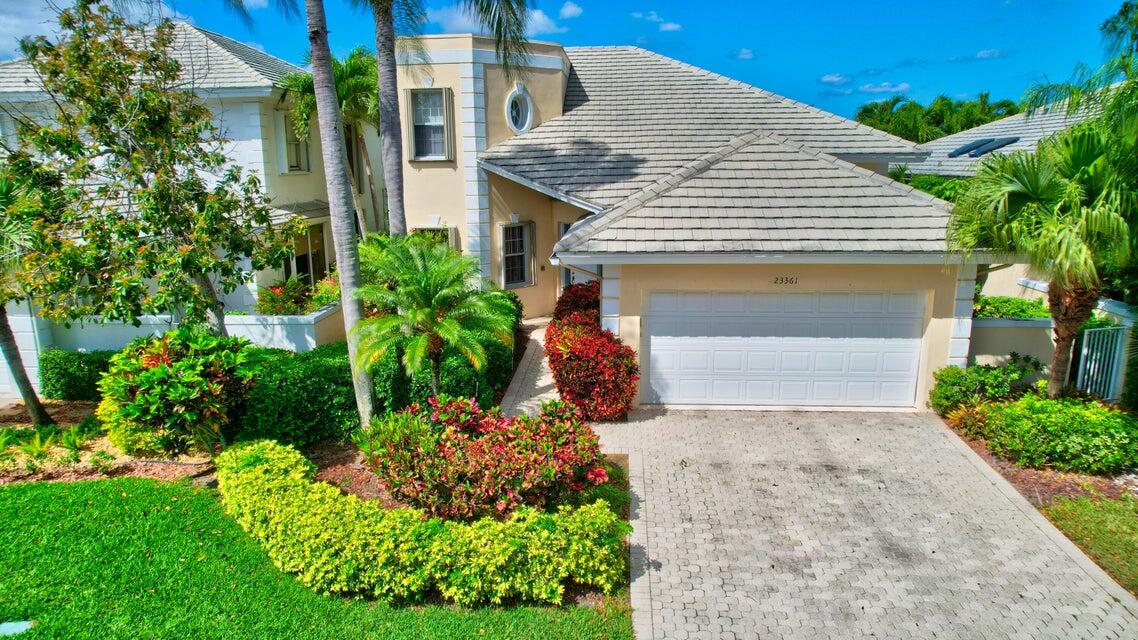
(947, 138), (995, 158)
(967, 136), (1020, 157)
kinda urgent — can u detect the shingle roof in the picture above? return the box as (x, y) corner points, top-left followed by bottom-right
(480, 46), (926, 209)
(553, 128), (950, 256)
(0, 22), (302, 98)
(906, 107), (1096, 177)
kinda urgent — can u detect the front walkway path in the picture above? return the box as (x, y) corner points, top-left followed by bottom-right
(595, 411), (1138, 640)
(500, 318), (557, 417)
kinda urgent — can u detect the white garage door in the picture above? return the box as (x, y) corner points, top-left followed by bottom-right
(644, 291), (925, 407)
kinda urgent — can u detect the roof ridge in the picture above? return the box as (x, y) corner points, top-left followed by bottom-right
(554, 125), (949, 255)
(177, 22), (302, 85)
(624, 46), (921, 151)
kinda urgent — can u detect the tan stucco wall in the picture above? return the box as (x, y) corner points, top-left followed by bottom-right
(484, 65), (566, 147)
(968, 320), (1055, 368)
(616, 263), (962, 407)
(979, 263), (1042, 299)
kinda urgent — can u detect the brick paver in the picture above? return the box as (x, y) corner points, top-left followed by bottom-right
(500, 318), (556, 417)
(595, 410), (1138, 640)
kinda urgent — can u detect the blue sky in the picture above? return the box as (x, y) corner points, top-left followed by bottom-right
(0, 0), (1121, 116)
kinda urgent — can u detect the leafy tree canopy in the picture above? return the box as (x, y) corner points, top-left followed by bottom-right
(855, 93), (1021, 143)
(3, 0), (302, 332)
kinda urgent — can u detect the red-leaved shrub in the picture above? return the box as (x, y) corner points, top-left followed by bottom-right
(553, 280), (600, 320)
(356, 396), (608, 520)
(544, 304), (639, 421)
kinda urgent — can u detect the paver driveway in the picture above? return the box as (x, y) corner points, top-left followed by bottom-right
(594, 410), (1138, 640)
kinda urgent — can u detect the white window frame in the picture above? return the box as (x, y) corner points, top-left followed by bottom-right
(505, 83), (534, 135)
(283, 222), (329, 286)
(274, 111), (310, 174)
(408, 88), (453, 161)
(500, 221), (535, 289)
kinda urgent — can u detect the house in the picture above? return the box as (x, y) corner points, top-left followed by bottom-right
(0, 22), (388, 311)
(395, 38), (980, 409)
(902, 106), (1096, 299)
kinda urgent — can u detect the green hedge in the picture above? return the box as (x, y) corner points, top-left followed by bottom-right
(216, 440), (629, 605)
(972, 294), (1049, 319)
(927, 354), (1042, 416)
(39, 349), (116, 401)
(978, 395), (1138, 474)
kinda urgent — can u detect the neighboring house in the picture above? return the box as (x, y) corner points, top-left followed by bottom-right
(902, 107), (1096, 299)
(0, 22), (388, 311)
(395, 38), (980, 409)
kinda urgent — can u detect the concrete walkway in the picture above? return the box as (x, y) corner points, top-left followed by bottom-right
(500, 317), (557, 417)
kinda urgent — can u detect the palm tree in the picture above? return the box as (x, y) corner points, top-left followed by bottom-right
(281, 47), (385, 233)
(302, 0), (375, 422)
(949, 125), (1136, 395)
(0, 170), (54, 426)
(359, 0), (532, 237)
(353, 237), (514, 396)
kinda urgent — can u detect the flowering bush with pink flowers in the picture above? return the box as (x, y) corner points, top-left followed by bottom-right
(355, 396), (609, 520)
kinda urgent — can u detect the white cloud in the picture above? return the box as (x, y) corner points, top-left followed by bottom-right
(858, 81), (911, 94)
(819, 73), (850, 85)
(631, 11), (663, 22)
(427, 6), (568, 36)
(0, 3), (59, 59)
(974, 48), (1006, 59)
(527, 9), (568, 36)
(732, 48), (754, 60)
(659, 22), (682, 32)
(559, 1), (583, 19)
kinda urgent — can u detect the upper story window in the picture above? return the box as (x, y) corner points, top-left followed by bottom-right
(275, 111), (310, 174)
(409, 88), (452, 161)
(505, 83), (534, 134)
(502, 221), (534, 289)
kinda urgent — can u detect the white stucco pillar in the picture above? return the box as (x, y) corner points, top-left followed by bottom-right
(949, 263), (977, 367)
(459, 62), (491, 280)
(600, 265), (621, 335)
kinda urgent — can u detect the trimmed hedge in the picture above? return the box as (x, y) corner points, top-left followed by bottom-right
(216, 440), (630, 605)
(39, 349), (116, 401)
(977, 395), (1138, 474)
(927, 354), (1041, 416)
(972, 294), (1049, 319)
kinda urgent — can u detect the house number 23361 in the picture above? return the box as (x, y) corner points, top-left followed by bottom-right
(772, 276), (799, 285)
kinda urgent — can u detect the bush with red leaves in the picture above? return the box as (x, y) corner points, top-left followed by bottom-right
(552, 280), (600, 320)
(356, 396), (608, 520)
(544, 303), (639, 421)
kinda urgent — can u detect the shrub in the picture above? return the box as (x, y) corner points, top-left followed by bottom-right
(255, 276), (310, 315)
(979, 395), (1138, 474)
(972, 294), (1049, 319)
(552, 280), (599, 320)
(307, 273), (340, 311)
(405, 333), (515, 407)
(545, 313), (639, 421)
(490, 288), (524, 333)
(356, 396), (608, 520)
(216, 440), (629, 605)
(927, 353), (1042, 416)
(39, 349), (116, 401)
(97, 326), (259, 456)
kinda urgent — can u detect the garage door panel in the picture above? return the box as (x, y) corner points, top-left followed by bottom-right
(645, 291), (925, 407)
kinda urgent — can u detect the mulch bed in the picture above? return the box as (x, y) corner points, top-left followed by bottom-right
(305, 439), (405, 508)
(0, 399), (97, 426)
(947, 425), (1127, 507)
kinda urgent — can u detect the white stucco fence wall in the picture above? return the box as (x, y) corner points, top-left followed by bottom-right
(0, 303), (345, 401)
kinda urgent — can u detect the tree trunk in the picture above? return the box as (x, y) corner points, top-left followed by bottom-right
(372, 1), (407, 237)
(344, 158), (369, 235)
(192, 274), (228, 338)
(1046, 283), (1100, 397)
(0, 304), (54, 426)
(356, 129), (385, 233)
(305, 0), (375, 425)
(429, 354), (440, 398)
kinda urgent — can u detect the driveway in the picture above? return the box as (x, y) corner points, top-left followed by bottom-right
(594, 410), (1138, 640)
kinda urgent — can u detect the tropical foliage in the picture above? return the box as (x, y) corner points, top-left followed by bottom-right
(927, 355), (1043, 416)
(353, 236), (515, 396)
(4, 1), (301, 336)
(855, 93), (1020, 143)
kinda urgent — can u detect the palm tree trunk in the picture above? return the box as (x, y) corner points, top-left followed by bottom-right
(1046, 283), (1100, 397)
(192, 274), (228, 337)
(344, 159), (369, 235)
(356, 129), (385, 233)
(429, 355), (440, 398)
(0, 304), (54, 426)
(372, 1), (407, 237)
(305, 0), (375, 424)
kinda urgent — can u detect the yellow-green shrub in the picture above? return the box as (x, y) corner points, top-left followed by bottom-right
(215, 440), (629, 605)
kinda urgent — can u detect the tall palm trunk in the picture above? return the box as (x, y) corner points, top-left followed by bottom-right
(305, 0), (375, 424)
(0, 305), (53, 426)
(1046, 283), (1100, 397)
(372, 1), (407, 237)
(356, 129), (385, 232)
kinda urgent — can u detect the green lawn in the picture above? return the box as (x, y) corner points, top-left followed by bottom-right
(1044, 495), (1138, 594)
(0, 478), (631, 640)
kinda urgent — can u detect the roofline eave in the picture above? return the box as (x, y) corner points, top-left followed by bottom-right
(478, 160), (604, 214)
(551, 250), (1017, 266)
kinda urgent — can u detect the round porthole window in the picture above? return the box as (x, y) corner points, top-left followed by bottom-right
(506, 84), (534, 134)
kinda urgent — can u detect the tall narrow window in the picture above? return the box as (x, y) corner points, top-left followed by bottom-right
(410, 89), (450, 160)
(284, 223), (328, 285)
(283, 114), (310, 172)
(502, 222), (533, 289)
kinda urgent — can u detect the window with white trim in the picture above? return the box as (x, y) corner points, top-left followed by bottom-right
(409, 88), (451, 160)
(505, 84), (534, 134)
(277, 112), (309, 173)
(283, 223), (328, 285)
(502, 222), (533, 288)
